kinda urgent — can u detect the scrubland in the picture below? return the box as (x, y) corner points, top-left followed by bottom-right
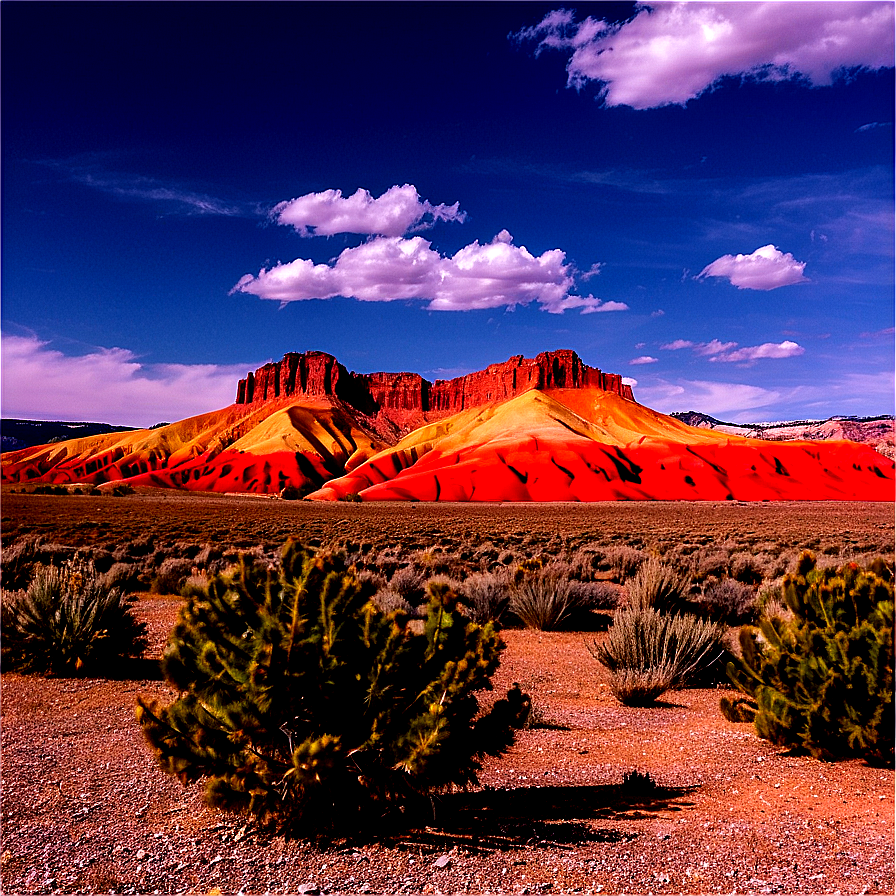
(0, 488), (893, 895)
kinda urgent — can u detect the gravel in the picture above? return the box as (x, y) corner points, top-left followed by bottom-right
(1, 629), (893, 895)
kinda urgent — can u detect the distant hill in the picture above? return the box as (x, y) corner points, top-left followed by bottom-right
(670, 412), (895, 460)
(1, 419), (137, 454)
(3, 349), (891, 502)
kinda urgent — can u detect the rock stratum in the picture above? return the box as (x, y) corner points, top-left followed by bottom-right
(2, 349), (893, 501)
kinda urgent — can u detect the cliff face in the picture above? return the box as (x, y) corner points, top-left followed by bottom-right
(235, 349), (635, 417)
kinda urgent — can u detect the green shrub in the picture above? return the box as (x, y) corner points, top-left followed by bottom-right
(626, 558), (689, 612)
(588, 607), (726, 706)
(722, 554), (894, 764)
(1, 558), (148, 675)
(136, 542), (529, 837)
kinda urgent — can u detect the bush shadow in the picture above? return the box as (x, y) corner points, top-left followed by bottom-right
(392, 781), (698, 852)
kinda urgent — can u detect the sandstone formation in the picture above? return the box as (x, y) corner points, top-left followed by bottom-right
(235, 349), (634, 429)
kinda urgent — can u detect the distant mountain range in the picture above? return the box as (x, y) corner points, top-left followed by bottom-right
(670, 412), (895, 460)
(2, 350), (893, 501)
(1, 419), (138, 454)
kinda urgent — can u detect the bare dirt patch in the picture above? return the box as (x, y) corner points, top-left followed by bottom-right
(2, 627), (893, 895)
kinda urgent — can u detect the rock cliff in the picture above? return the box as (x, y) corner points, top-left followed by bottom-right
(235, 349), (635, 418)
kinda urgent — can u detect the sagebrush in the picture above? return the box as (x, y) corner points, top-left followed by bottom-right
(589, 606), (725, 705)
(1, 557), (148, 675)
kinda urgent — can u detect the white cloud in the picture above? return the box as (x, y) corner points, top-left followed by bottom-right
(233, 230), (627, 315)
(622, 376), (638, 388)
(45, 160), (251, 217)
(516, 2), (894, 109)
(694, 339), (738, 356)
(630, 355), (658, 365)
(0, 334), (251, 428)
(637, 378), (783, 417)
(660, 336), (804, 363)
(273, 184), (466, 237)
(698, 245), (808, 290)
(710, 340), (805, 363)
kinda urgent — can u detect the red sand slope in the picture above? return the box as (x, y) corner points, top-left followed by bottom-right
(4, 386), (893, 501)
(307, 389), (895, 502)
(1, 398), (385, 495)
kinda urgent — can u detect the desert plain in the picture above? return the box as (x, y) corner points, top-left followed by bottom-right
(1, 491), (894, 896)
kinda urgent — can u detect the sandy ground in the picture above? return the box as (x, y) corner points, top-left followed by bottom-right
(1, 609), (892, 896)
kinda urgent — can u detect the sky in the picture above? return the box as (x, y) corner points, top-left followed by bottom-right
(1, 1), (893, 427)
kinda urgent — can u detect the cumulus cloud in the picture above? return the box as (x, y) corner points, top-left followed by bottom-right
(1, 334), (252, 428)
(630, 355), (658, 365)
(273, 184), (466, 237)
(697, 245), (808, 290)
(233, 230), (627, 315)
(515, 2), (894, 109)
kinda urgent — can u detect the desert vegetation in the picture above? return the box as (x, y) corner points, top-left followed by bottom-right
(1, 490), (893, 893)
(722, 552), (894, 764)
(137, 543), (530, 837)
(1, 556), (147, 675)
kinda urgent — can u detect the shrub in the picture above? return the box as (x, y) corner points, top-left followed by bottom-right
(151, 557), (196, 594)
(372, 587), (414, 616)
(1, 558), (148, 675)
(700, 577), (757, 624)
(136, 542), (529, 837)
(568, 580), (621, 611)
(193, 544), (223, 571)
(729, 552), (764, 586)
(604, 546), (646, 581)
(722, 554), (894, 764)
(569, 546), (602, 580)
(0, 535), (43, 590)
(508, 563), (592, 631)
(588, 607), (726, 706)
(689, 545), (732, 582)
(462, 571), (511, 624)
(101, 561), (142, 593)
(626, 558), (689, 612)
(389, 564), (428, 602)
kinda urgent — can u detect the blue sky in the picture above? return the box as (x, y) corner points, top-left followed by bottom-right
(2, 1), (893, 427)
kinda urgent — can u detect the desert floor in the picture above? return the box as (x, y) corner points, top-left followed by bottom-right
(1, 494), (893, 895)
